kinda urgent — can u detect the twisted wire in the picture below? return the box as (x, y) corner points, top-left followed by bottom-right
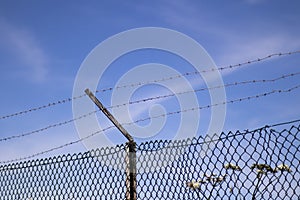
(1, 83), (299, 164)
(0, 111), (97, 142)
(108, 71), (300, 108)
(1, 71), (299, 142)
(1, 50), (299, 120)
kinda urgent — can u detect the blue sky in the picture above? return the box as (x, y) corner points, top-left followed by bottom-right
(0, 0), (300, 163)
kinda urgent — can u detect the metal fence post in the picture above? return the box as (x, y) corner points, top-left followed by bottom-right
(85, 89), (137, 200)
(126, 141), (137, 200)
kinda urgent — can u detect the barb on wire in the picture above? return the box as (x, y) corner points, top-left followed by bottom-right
(123, 84), (300, 125)
(0, 111), (97, 142)
(1, 71), (300, 143)
(0, 94), (86, 120)
(1, 50), (299, 120)
(0, 125), (116, 164)
(108, 71), (300, 108)
(218, 51), (300, 71)
(104, 50), (300, 92)
(1, 83), (299, 164)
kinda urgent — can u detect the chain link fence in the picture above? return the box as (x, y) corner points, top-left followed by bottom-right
(1, 122), (299, 199)
(0, 144), (127, 200)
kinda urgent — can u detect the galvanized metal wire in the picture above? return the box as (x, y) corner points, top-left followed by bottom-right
(0, 120), (299, 199)
(1, 83), (300, 164)
(1, 50), (299, 120)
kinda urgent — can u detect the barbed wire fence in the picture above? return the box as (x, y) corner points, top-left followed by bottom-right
(1, 50), (299, 120)
(0, 50), (299, 163)
(0, 120), (299, 199)
(0, 50), (300, 199)
(1, 82), (300, 165)
(1, 70), (300, 144)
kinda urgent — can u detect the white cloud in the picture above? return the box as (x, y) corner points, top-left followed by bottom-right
(111, 75), (205, 123)
(135, 1), (300, 71)
(164, 5), (300, 75)
(0, 18), (49, 82)
(215, 34), (300, 67)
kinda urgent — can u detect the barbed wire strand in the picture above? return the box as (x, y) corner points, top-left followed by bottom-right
(0, 111), (97, 142)
(107, 71), (300, 108)
(123, 84), (300, 126)
(0, 94), (86, 120)
(99, 50), (300, 92)
(1, 83), (299, 164)
(1, 50), (299, 120)
(1, 71), (299, 142)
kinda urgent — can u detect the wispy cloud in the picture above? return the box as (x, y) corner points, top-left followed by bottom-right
(215, 34), (300, 66)
(111, 75), (204, 123)
(0, 18), (49, 82)
(135, 1), (300, 70)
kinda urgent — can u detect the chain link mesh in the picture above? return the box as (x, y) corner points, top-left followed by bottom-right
(0, 122), (299, 199)
(0, 144), (127, 200)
